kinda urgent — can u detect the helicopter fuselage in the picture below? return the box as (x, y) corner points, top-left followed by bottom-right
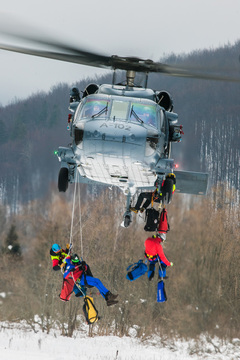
(57, 84), (177, 195)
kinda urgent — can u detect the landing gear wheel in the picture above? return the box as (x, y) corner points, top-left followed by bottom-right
(161, 178), (174, 204)
(124, 215), (131, 228)
(58, 167), (69, 192)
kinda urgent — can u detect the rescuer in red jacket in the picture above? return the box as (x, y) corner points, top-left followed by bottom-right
(144, 233), (173, 281)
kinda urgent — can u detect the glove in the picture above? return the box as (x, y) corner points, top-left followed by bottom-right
(66, 243), (70, 249)
(170, 262), (173, 267)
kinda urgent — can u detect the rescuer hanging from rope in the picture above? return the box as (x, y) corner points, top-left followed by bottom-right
(50, 244), (118, 306)
(130, 173), (176, 213)
(63, 253), (118, 306)
(144, 233), (173, 281)
(50, 243), (71, 270)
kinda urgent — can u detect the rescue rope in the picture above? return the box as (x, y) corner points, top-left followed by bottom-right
(157, 256), (164, 281)
(77, 172), (84, 257)
(69, 170), (84, 257)
(69, 173), (78, 251)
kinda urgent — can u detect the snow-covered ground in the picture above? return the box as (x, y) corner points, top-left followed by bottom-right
(0, 321), (240, 360)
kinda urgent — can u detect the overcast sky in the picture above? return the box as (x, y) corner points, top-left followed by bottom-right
(0, 0), (240, 106)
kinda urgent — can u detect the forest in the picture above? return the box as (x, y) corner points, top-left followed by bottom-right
(0, 184), (239, 339)
(0, 42), (239, 340)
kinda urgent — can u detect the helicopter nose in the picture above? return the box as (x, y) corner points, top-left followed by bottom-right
(82, 120), (148, 158)
(76, 120), (159, 187)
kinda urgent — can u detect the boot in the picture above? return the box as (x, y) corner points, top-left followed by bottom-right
(105, 291), (118, 306)
(105, 291), (118, 301)
(106, 299), (119, 307)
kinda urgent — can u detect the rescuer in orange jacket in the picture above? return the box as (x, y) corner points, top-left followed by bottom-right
(144, 233), (173, 281)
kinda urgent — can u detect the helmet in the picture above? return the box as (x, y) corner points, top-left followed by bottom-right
(166, 173), (176, 184)
(158, 233), (166, 241)
(71, 253), (80, 263)
(52, 244), (61, 253)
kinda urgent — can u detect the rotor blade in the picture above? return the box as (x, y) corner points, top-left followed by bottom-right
(0, 43), (112, 69)
(109, 56), (240, 82)
(0, 24), (240, 82)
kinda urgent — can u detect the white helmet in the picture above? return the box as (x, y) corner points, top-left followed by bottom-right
(158, 233), (166, 241)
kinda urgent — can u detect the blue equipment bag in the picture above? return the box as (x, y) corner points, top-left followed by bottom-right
(126, 260), (148, 281)
(157, 280), (167, 303)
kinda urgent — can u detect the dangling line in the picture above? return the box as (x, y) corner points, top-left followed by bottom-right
(69, 172), (78, 252)
(77, 172), (83, 258)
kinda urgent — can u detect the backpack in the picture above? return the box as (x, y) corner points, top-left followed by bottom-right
(157, 208), (170, 233)
(144, 208), (159, 231)
(126, 260), (148, 281)
(82, 296), (99, 325)
(59, 277), (74, 302)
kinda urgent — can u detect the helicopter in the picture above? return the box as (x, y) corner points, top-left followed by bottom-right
(57, 71), (207, 228)
(1, 28), (239, 227)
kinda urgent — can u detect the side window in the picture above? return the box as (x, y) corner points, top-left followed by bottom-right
(81, 102), (95, 118)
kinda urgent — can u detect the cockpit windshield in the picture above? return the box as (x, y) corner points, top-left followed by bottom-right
(79, 96), (158, 128)
(129, 102), (157, 127)
(80, 98), (110, 119)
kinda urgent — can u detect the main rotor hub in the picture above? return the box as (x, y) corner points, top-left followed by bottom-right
(126, 70), (136, 87)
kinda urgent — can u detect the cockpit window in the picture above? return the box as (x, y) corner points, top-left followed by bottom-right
(80, 98), (110, 119)
(78, 97), (158, 128)
(129, 103), (157, 127)
(110, 100), (129, 119)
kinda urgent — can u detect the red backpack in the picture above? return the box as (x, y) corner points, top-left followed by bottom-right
(158, 208), (170, 234)
(59, 276), (74, 301)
